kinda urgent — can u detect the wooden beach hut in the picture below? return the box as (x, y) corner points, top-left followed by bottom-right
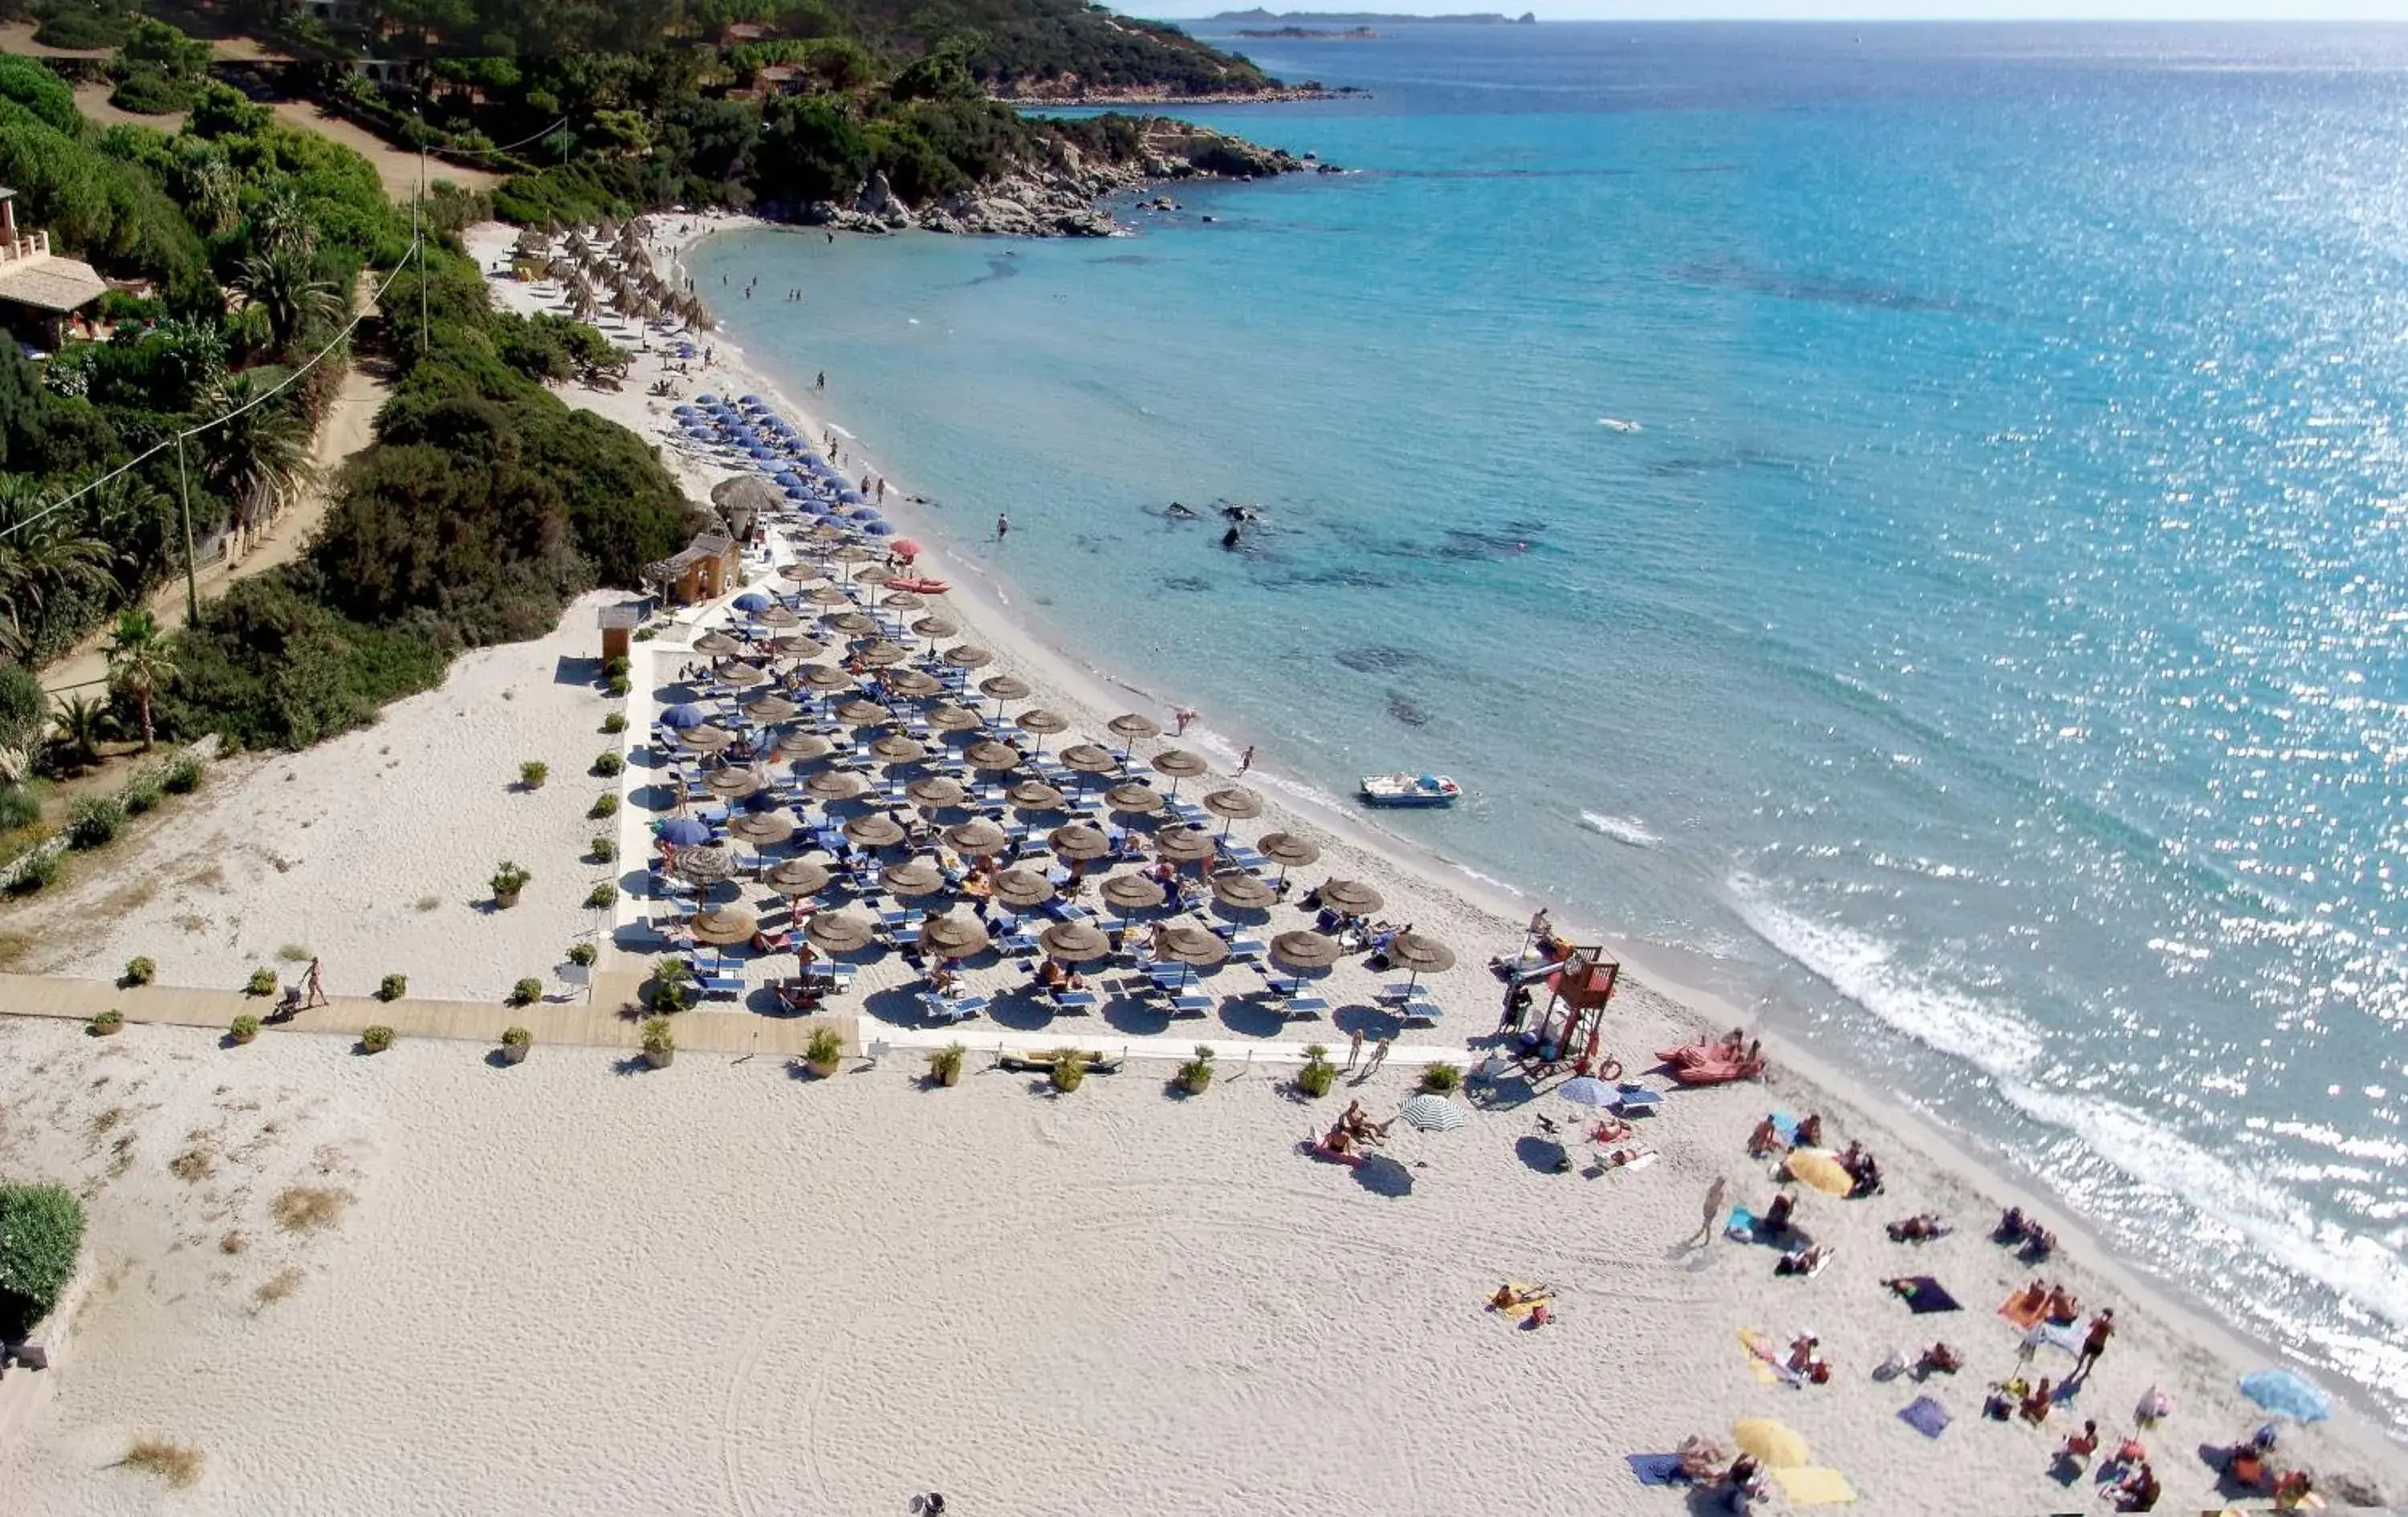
(644, 532), (739, 606)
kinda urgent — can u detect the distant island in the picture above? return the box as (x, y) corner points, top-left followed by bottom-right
(1206, 8), (1535, 22)
(1237, 25), (1381, 38)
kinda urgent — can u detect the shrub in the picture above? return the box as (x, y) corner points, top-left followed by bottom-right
(123, 955), (157, 986)
(277, 943), (311, 963)
(601, 711), (627, 734)
(507, 977), (542, 1007)
(647, 958), (694, 1012)
(641, 1015), (675, 1055)
(588, 793), (620, 820)
(633, 626), (658, 642)
(927, 1042), (966, 1084)
(491, 860), (532, 901)
(377, 973), (407, 1002)
(804, 1025), (844, 1068)
(89, 1009), (124, 1036)
(501, 1025), (532, 1049)
(1050, 1046), (1087, 1093)
(1296, 1043), (1335, 1098)
(121, 1438), (202, 1488)
(584, 881), (616, 909)
(360, 1025), (396, 1053)
(590, 835), (616, 863)
(519, 759), (549, 789)
(591, 750), (623, 777)
(567, 942), (598, 967)
(229, 1014), (260, 1044)
(246, 967), (278, 996)
(66, 796), (126, 850)
(163, 754), (204, 793)
(6, 851), (59, 894)
(1178, 1043), (1215, 1092)
(604, 655), (630, 679)
(0, 1183), (85, 1325)
(122, 775), (164, 815)
(607, 672), (631, 697)
(1421, 1061), (1463, 1094)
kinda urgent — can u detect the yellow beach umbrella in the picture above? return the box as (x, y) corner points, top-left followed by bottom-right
(1731, 1417), (1812, 1469)
(1783, 1149), (1855, 1198)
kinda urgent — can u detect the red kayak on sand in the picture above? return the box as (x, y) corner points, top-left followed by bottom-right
(1671, 1058), (1764, 1087)
(886, 575), (950, 595)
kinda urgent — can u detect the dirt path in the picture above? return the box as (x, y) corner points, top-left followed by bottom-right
(39, 360), (389, 697)
(267, 101), (504, 202)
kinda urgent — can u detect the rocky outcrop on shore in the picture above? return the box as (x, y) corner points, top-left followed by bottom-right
(802, 120), (1336, 238)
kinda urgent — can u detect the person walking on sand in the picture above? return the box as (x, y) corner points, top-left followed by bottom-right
(1691, 1175), (1729, 1247)
(995, 513), (1011, 543)
(304, 957), (327, 1010)
(1345, 1027), (1365, 1072)
(1173, 706), (1196, 736)
(2072, 1308), (2114, 1381)
(1238, 744), (1255, 775)
(1362, 1037), (1391, 1078)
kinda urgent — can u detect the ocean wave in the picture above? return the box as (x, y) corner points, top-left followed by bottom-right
(1727, 877), (2044, 1077)
(1580, 811), (1661, 848)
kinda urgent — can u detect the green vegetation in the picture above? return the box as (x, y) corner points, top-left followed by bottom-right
(229, 1013), (261, 1043)
(360, 1023), (396, 1052)
(121, 954), (155, 986)
(376, 972), (407, 1001)
(804, 1024), (844, 1072)
(507, 976), (542, 1007)
(245, 966), (278, 995)
(88, 1007), (124, 1035)
(1048, 1045), (1086, 1093)
(927, 1040), (966, 1085)
(646, 957), (694, 1012)
(501, 1024), (532, 1048)
(566, 941), (598, 966)
(591, 750), (622, 777)
(588, 793), (620, 820)
(490, 860), (531, 904)
(589, 835), (616, 864)
(1420, 1061), (1463, 1094)
(519, 759), (549, 789)
(600, 711), (627, 734)
(0, 1182), (86, 1339)
(640, 1014), (675, 1064)
(1296, 1043), (1335, 1097)
(65, 794), (124, 848)
(584, 881), (616, 909)
(1177, 1043), (1215, 1093)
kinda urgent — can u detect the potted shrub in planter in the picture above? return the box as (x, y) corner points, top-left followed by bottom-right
(1296, 1043), (1336, 1098)
(590, 836), (616, 864)
(490, 860), (532, 909)
(1049, 1047), (1088, 1094)
(228, 1014), (260, 1045)
(122, 955), (156, 987)
(500, 1026), (532, 1064)
(1420, 1061), (1463, 1095)
(646, 958), (694, 1013)
(567, 942), (598, 971)
(1177, 1044), (1216, 1095)
(803, 1025), (844, 1080)
(601, 712), (627, 734)
(507, 977), (542, 1007)
(584, 881), (616, 909)
(926, 1042), (966, 1088)
(377, 973), (407, 1002)
(519, 760), (549, 791)
(592, 750), (623, 778)
(246, 967), (278, 997)
(641, 1016), (675, 1068)
(360, 1025), (396, 1054)
(89, 1008), (124, 1037)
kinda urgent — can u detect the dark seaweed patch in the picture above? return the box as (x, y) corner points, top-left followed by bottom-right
(1332, 645), (1428, 675)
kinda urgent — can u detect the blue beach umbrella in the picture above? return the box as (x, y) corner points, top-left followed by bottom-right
(2239, 1371), (2331, 1422)
(698, 393), (722, 405)
(733, 592), (773, 612)
(1557, 1076), (1617, 1107)
(742, 393), (766, 406)
(660, 703), (713, 730)
(861, 520), (896, 536)
(657, 816), (713, 846)
(673, 405), (698, 417)
(774, 472), (803, 488)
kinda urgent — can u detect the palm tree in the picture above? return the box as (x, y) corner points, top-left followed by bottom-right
(105, 608), (176, 751)
(0, 478), (114, 661)
(248, 183), (318, 260)
(52, 693), (106, 769)
(199, 376), (316, 535)
(181, 152), (241, 237)
(234, 244), (342, 355)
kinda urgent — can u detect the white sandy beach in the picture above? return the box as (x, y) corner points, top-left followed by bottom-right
(0, 214), (2398, 1515)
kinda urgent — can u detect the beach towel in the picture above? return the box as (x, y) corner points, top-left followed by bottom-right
(1892, 1275), (1962, 1314)
(1737, 1327), (1804, 1387)
(2024, 1320), (2083, 1356)
(1999, 1287), (2049, 1330)
(1771, 1109), (1803, 1145)
(1898, 1396), (1950, 1438)
(1623, 1454), (1687, 1487)
(1489, 1282), (1552, 1324)
(1726, 1206), (1760, 1242)
(1771, 1466), (1857, 1506)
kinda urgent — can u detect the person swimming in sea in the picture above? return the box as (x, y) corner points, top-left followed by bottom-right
(1221, 525), (1242, 549)
(1165, 501), (1198, 520)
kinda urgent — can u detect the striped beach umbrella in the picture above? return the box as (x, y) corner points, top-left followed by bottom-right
(1397, 1094), (1467, 1133)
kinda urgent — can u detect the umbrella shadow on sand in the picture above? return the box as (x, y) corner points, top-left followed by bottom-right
(1352, 1153), (1413, 1198)
(1515, 1136), (1572, 1175)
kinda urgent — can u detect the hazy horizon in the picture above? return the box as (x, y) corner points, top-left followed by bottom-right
(1138, 3), (2408, 21)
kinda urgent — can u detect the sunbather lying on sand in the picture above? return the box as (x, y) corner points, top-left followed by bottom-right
(1917, 1342), (1963, 1377)
(2020, 1377), (2056, 1424)
(1885, 1213), (1950, 1242)
(2044, 1283), (2080, 1324)
(1775, 1242), (1834, 1277)
(1489, 1283), (1552, 1311)
(1677, 1435), (1728, 1482)
(1747, 1115), (1786, 1157)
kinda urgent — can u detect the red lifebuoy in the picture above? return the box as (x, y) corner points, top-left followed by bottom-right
(1599, 1056), (1624, 1082)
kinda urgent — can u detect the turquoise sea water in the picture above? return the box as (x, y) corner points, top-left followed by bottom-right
(692, 23), (2408, 1427)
